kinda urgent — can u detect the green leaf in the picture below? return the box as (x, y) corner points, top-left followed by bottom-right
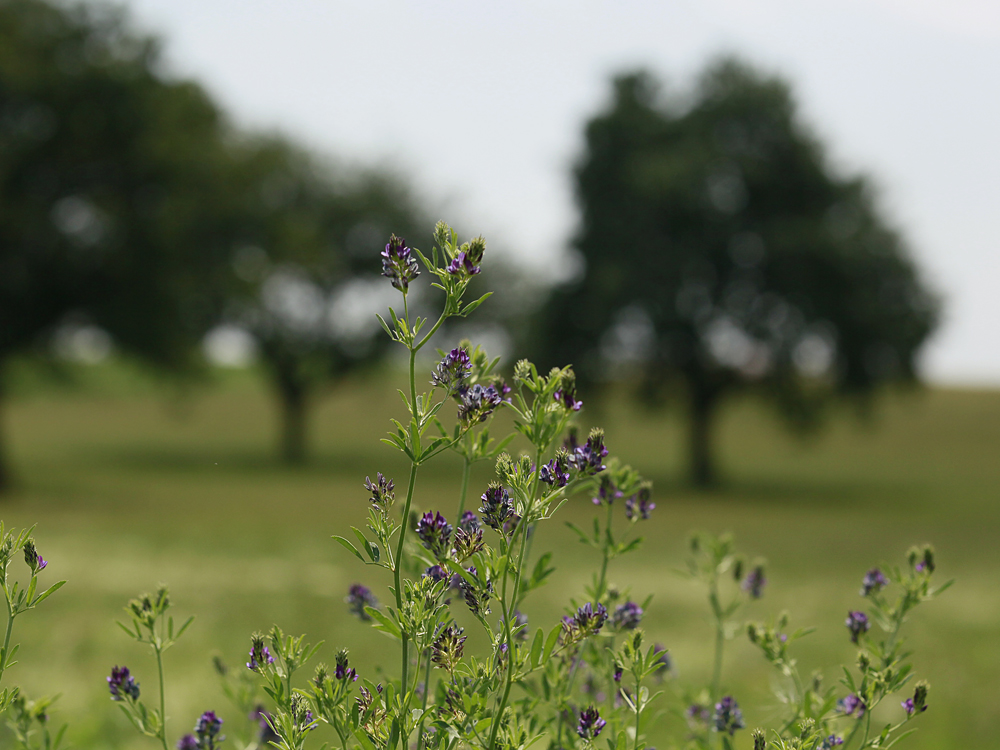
(333, 536), (366, 563)
(542, 623), (561, 663)
(528, 628), (544, 668)
(365, 608), (402, 640)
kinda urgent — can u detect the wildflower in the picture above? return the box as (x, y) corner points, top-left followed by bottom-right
(346, 584), (378, 621)
(457, 383), (503, 424)
(335, 650), (359, 682)
(570, 429), (608, 475)
(624, 487), (655, 520)
(837, 693), (866, 718)
(479, 483), (514, 533)
(539, 452), (571, 487)
(845, 611), (870, 644)
(364, 473), (395, 511)
(592, 475), (623, 506)
(613, 666), (623, 682)
(910, 545), (935, 574)
(902, 682), (929, 715)
(246, 633), (274, 672)
(860, 568), (888, 597)
(460, 566), (492, 615)
(576, 706), (606, 740)
(107, 666), (140, 701)
(177, 735), (198, 750)
(458, 510), (480, 532)
(652, 645), (672, 680)
(562, 602), (608, 644)
(423, 565), (449, 582)
(194, 711), (224, 750)
(22, 540), (46, 573)
(416, 512), (453, 560)
(381, 234), (419, 292)
(452, 527), (485, 562)
(821, 736), (844, 749)
(554, 373), (583, 412)
(612, 601), (643, 630)
(431, 625), (467, 671)
(713, 696), (745, 736)
(431, 347), (472, 392)
(289, 694), (316, 732)
(754, 729), (767, 750)
(446, 251), (481, 277)
(742, 566), (767, 599)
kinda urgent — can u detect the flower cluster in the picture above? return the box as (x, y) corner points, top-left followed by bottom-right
(431, 347), (472, 393)
(334, 649), (359, 682)
(742, 565), (767, 599)
(902, 682), (929, 716)
(713, 696), (745, 736)
(380, 234), (419, 292)
(457, 383), (503, 425)
(246, 633), (274, 672)
(446, 236), (485, 278)
(837, 693), (866, 718)
(417, 512), (453, 560)
(576, 706), (606, 740)
(845, 610), (870, 644)
(178, 710), (225, 750)
(22, 539), (47, 573)
(624, 487), (655, 520)
(479, 483), (514, 533)
(452, 526), (485, 562)
(539, 451), (571, 487)
(364, 472), (395, 511)
(568, 428), (608, 475)
(554, 373), (583, 412)
(458, 510), (480, 532)
(431, 625), (467, 672)
(561, 602), (608, 645)
(612, 600), (643, 630)
(346, 584), (378, 621)
(592, 475), (623, 506)
(107, 666), (140, 701)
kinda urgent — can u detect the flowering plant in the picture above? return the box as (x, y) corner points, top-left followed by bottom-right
(0, 223), (948, 750)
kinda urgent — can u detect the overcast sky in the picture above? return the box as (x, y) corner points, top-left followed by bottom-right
(123, 0), (1000, 385)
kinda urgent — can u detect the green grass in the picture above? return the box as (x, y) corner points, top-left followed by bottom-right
(1, 362), (997, 749)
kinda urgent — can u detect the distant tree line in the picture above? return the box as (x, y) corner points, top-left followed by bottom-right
(0, 0), (939, 491)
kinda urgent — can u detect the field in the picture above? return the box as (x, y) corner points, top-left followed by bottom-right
(1, 362), (997, 749)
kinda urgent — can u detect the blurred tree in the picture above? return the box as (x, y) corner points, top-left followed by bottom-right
(0, 0), (237, 490)
(536, 59), (939, 486)
(223, 137), (430, 464)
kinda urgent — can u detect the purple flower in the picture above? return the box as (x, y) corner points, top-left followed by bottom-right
(592, 476), (623, 506)
(458, 510), (480, 532)
(821, 736), (844, 749)
(742, 566), (767, 599)
(431, 347), (472, 392)
(845, 611), (870, 644)
(569, 429), (608, 475)
(423, 564), (449, 582)
(335, 650), (359, 682)
(431, 625), (467, 671)
(687, 703), (711, 725)
(107, 666), (140, 701)
(364, 473), (395, 511)
(457, 384), (503, 425)
(460, 566), (492, 615)
(624, 487), (655, 520)
(539, 453), (571, 487)
(381, 234), (419, 292)
(446, 251), (481, 277)
(416, 512), (453, 560)
(576, 706), (606, 740)
(613, 666), (623, 682)
(479, 483), (514, 533)
(562, 602), (608, 644)
(902, 682), (929, 715)
(177, 735), (198, 750)
(346, 584), (379, 621)
(838, 693), (866, 718)
(246, 634), (274, 672)
(22, 540), (45, 573)
(195, 711), (224, 750)
(612, 601), (643, 630)
(713, 696), (745, 736)
(861, 568), (888, 597)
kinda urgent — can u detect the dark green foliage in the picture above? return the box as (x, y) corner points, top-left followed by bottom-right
(536, 59), (938, 485)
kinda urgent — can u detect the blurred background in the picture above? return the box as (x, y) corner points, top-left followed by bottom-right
(1, 0), (998, 748)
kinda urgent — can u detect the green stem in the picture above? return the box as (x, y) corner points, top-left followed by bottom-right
(457, 458), (471, 517)
(0, 599), (14, 685)
(395, 462), (418, 733)
(156, 646), (168, 750)
(709, 581), (724, 703)
(595, 501), (614, 600)
(633, 674), (642, 750)
(416, 649), (433, 750)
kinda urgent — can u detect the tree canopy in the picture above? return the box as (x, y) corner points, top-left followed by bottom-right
(535, 59), (939, 485)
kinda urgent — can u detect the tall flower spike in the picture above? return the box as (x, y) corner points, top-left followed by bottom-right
(416, 512), (453, 560)
(457, 383), (503, 425)
(107, 666), (140, 701)
(845, 611), (870, 644)
(713, 696), (746, 736)
(247, 633), (274, 672)
(195, 710), (224, 750)
(479, 483), (514, 533)
(364, 472), (395, 511)
(380, 234), (419, 292)
(431, 347), (472, 393)
(576, 706), (606, 740)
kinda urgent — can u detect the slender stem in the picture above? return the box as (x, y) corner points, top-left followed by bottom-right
(0, 600), (14, 684)
(843, 717), (865, 749)
(416, 649), (433, 750)
(633, 674), (642, 750)
(395, 462), (418, 729)
(156, 646), (168, 750)
(709, 580), (724, 703)
(457, 458), (471, 517)
(595, 502), (614, 600)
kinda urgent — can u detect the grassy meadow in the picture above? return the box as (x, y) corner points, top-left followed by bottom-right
(0, 361), (997, 749)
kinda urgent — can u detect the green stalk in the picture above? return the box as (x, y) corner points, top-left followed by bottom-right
(416, 649), (433, 750)
(0, 599), (14, 685)
(709, 580), (724, 703)
(633, 674), (642, 750)
(457, 458), (471, 517)
(155, 646), (168, 750)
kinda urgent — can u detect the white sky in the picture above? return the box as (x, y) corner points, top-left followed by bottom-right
(123, 0), (1000, 385)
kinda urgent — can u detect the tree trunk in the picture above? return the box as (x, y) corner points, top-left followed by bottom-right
(279, 380), (308, 465)
(688, 384), (718, 488)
